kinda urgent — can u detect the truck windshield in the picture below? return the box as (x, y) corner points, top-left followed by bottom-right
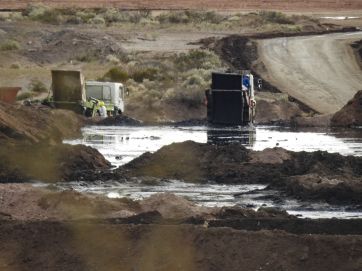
(86, 85), (103, 100)
(86, 85), (112, 102)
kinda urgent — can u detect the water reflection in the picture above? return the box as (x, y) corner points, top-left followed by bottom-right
(65, 125), (362, 167)
(207, 126), (256, 147)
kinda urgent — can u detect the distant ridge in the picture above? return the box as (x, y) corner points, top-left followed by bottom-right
(1, 0), (362, 11)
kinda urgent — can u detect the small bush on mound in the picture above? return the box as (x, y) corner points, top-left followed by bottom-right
(131, 68), (159, 83)
(157, 10), (224, 24)
(29, 79), (48, 93)
(259, 11), (294, 25)
(0, 40), (20, 51)
(16, 92), (33, 101)
(101, 67), (129, 83)
(24, 4), (64, 24)
(174, 49), (221, 72)
(90, 15), (105, 25)
(164, 87), (204, 108)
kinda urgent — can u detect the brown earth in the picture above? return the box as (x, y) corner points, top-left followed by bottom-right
(0, 102), (111, 182)
(331, 90), (362, 127)
(351, 39), (362, 67)
(0, 220), (362, 271)
(1, 0), (362, 11)
(0, 102), (83, 143)
(120, 141), (362, 204)
(0, 184), (362, 271)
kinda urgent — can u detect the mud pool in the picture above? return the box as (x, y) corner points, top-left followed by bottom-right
(65, 125), (362, 167)
(62, 125), (362, 219)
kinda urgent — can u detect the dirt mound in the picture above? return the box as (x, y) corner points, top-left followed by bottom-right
(255, 98), (304, 125)
(139, 193), (213, 219)
(291, 114), (332, 128)
(0, 102), (112, 182)
(331, 90), (362, 127)
(23, 29), (125, 64)
(121, 141), (362, 204)
(95, 115), (142, 126)
(1, 221), (362, 271)
(0, 184), (139, 220)
(122, 140), (250, 182)
(0, 102), (84, 143)
(351, 39), (362, 66)
(0, 142), (111, 182)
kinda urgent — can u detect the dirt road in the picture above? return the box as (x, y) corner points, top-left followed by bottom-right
(258, 32), (362, 114)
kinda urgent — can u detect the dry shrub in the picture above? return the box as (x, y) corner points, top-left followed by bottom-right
(174, 49), (221, 72)
(29, 79), (48, 93)
(258, 11), (294, 25)
(0, 39), (20, 51)
(101, 67), (129, 83)
(16, 92), (33, 101)
(157, 10), (224, 24)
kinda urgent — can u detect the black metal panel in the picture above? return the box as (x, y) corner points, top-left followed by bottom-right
(211, 72), (242, 90)
(211, 90), (243, 125)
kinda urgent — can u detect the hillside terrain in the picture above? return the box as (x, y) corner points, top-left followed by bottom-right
(1, 0), (362, 11)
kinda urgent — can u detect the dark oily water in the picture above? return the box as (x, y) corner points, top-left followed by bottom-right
(47, 179), (362, 219)
(64, 125), (362, 167)
(61, 126), (362, 219)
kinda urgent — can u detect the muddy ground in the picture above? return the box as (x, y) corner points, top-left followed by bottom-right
(332, 90), (362, 127)
(0, 102), (111, 182)
(1, 220), (362, 271)
(119, 141), (362, 205)
(0, 185), (362, 271)
(0, 7), (362, 270)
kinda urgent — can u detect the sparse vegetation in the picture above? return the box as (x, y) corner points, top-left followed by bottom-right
(101, 67), (129, 83)
(16, 92), (33, 101)
(16, 5), (312, 31)
(157, 10), (224, 24)
(98, 49), (223, 117)
(258, 11), (294, 25)
(28, 79), (48, 93)
(0, 39), (20, 51)
(174, 49), (222, 72)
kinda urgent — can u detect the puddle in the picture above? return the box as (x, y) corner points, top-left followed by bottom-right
(320, 16), (360, 20)
(65, 125), (362, 167)
(62, 125), (362, 219)
(53, 180), (362, 219)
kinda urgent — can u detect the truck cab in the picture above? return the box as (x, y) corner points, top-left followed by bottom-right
(84, 81), (125, 116)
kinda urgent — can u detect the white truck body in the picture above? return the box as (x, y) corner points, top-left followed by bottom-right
(85, 81), (125, 113)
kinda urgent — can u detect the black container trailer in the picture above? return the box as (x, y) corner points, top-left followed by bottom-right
(206, 72), (256, 126)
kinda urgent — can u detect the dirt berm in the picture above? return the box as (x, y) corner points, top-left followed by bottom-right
(331, 90), (362, 127)
(0, 186), (362, 271)
(0, 102), (111, 182)
(120, 141), (362, 204)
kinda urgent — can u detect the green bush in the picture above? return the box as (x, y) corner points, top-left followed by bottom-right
(0, 40), (20, 51)
(29, 79), (48, 93)
(101, 67), (129, 83)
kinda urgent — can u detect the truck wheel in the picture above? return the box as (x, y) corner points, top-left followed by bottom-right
(113, 107), (121, 117)
(84, 108), (93, 117)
